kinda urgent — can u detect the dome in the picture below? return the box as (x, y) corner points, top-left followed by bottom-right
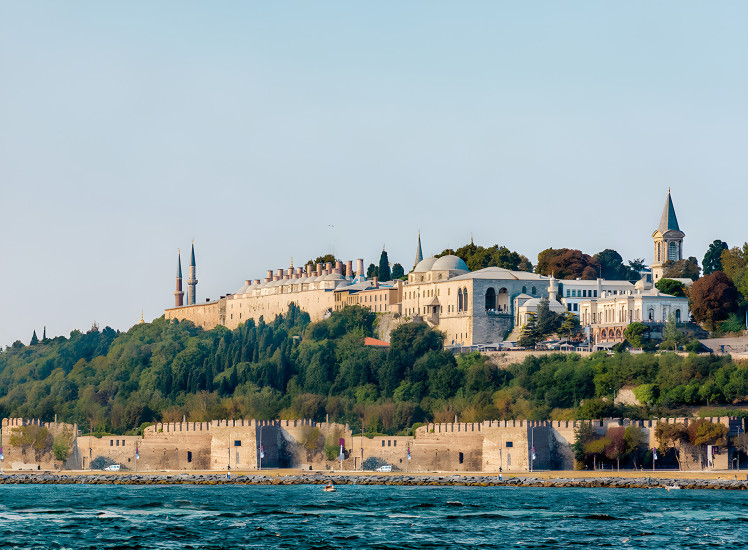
(235, 284), (249, 294)
(324, 272), (345, 281)
(431, 255), (469, 272)
(414, 257), (437, 273)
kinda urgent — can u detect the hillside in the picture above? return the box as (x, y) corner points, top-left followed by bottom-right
(2, 305), (748, 434)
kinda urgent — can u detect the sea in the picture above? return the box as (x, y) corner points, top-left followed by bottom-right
(0, 484), (745, 549)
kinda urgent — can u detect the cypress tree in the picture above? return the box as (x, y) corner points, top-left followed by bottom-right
(30, 330), (39, 346)
(379, 249), (391, 281)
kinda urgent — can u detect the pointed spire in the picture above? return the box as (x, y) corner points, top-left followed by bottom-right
(42, 326), (46, 340)
(177, 249), (183, 278)
(657, 189), (681, 233)
(414, 231), (423, 268)
(139, 311), (145, 324)
(190, 240), (196, 267)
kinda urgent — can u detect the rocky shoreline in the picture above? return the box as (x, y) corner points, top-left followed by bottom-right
(1, 473), (747, 489)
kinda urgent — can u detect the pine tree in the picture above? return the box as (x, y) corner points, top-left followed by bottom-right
(392, 263), (405, 279)
(30, 330), (39, 346)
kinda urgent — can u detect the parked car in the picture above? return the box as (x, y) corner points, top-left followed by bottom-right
(104, 464), (121, 471)
(376, 465), (392, 472)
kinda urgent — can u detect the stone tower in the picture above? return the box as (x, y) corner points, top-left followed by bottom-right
(651, 189), (685, 282)
(414, 231), (423, 269)
(174, 249), (185, 307)
(187, 242), (198, 305)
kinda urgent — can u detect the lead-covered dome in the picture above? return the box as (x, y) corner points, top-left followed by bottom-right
(413, 257), (437, 272)
(431, 255), (468, 272)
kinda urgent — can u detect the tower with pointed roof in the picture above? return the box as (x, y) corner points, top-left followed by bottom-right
(414, 231), (423, 270)
(175, 249), (185, 307)
(187, 242), (198, 305)
(651, 189), (685, 282)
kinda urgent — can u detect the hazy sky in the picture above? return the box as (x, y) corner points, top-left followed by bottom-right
(1, 1), (746, 347)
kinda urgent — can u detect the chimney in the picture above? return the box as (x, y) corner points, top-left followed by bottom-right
(357, 259), (365, 278)
(276, 269), (283, 279)
(335, 260), (343, 274)
(316, 263), (322, 276)
(373, 277), (379, 287)
(245, 280), (250, 286)
(254, 279), (261, 285)
(296, 267), (303, 278)
(326, 262), (333, 273)
(306, 264), (313, 277)
(346, 260), (353, 279)
(266, 270), (273, 283)
(287, 267), (294, 278)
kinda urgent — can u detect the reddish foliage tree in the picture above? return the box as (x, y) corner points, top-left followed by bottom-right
(535, 248), (600, 280)
(690, 271), (738, 330)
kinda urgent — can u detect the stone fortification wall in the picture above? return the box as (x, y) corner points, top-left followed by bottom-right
(164, 302), (221, 330)
(2, 418), (78, 470)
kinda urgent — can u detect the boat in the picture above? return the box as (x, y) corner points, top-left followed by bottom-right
(665, 485), (680, 491)
(323, 483), (336, 492)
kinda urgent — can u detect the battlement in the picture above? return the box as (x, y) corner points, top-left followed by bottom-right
(2, 417), (76, 433)
(145, 418), (320, 435)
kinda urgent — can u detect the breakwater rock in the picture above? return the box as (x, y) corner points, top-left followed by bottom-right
(0, 473), (747, 489)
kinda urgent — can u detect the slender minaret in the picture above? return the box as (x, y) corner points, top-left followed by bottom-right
(175, 249), (185, 307)
(187, 241), (198, 305)
(414, 231), (423, 269)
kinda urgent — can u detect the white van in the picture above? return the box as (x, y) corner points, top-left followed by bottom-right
(104, 464), (120, 471)
(376, 465), (392, 472)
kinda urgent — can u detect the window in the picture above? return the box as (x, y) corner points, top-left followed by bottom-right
(593, 291), (598, 297)
(388, 440), (391, 447)
(122, 440), (125, 446)
(381, 441), (385, 447)
(582, 290), (587, 297)
(459, 452), (464, 464)
(668, 241), (678, 261)
(522, 286), (527, 294)
(566, 290), (570, 297)
(532, 286), (536, 295)
(485, 288), (496, 311)
(187, 451), (192, 463)
(506, 441), (513, 447)
(116, 440), (119, 446)
(394, 440), (397, 447)
(110, 440), (113, 447)
(234, 440), (241, 447)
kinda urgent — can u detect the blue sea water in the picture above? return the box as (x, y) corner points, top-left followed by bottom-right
(0, 484), (746, 549)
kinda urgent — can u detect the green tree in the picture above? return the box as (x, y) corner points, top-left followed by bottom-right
(720, 244), (748, 280)
(391, 263), (405, 279)
(536, 248), (600, 280)
(305, 254), (337, 269)
(378, 249), (391, 281)
(30, 331), (39, 346)
(623, 322), (648, 348)
(655, 421), (687, 469)
(703, 240), (728, 275)
(366, 263), (378, 278)
(52, 429), (74, 462)
(655, 278), (687, 297)
(436, 242), (531, 272)
(663, 257), (701, 280)
(593, 249), (628, 280)
(623, 425), (647, 468)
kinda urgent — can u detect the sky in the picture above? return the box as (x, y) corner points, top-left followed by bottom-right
(1, 1), (747, 347)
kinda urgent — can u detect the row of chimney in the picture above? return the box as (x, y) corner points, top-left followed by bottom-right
(240, 259), (366, 285)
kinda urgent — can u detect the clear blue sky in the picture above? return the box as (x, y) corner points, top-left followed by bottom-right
(1, 1), (746, 347)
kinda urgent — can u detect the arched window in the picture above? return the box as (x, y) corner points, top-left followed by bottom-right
(668, 241), (678, 261)
(498, 288), (509, 312)
(463, 288), (469, 311)
(648, 307), (654, 322)
(485, 288), (496, 311)
(532, 286), (537, 295)
(601, 329), (607, 340)
(457, 289), (463, 312)
(522, 286), (527, 294)
(657, 243), (661, 262)
(675, 309), (681, 323)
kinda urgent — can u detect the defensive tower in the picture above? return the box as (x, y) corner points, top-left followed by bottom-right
(651, 189), (685, 282)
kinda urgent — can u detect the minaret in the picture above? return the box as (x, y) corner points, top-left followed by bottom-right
(414, 231), (423, 269)
(650, 189), (685, 282)
(175, 249), (185, 307)
(187, 242), (198, 305)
